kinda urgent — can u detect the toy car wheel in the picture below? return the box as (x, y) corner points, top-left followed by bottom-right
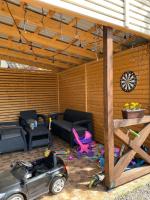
(7, 194), (24, 200)
(50, 176), (66, 194)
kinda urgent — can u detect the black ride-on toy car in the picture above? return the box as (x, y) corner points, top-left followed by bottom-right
(0, 151), (68, 200)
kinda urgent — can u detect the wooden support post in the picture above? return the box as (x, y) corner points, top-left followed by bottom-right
(103, 26), (114, 188)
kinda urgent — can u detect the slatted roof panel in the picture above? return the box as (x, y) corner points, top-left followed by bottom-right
(0, 0), (148, 72)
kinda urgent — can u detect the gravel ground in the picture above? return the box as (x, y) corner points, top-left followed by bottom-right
(114, 183), (150, 200)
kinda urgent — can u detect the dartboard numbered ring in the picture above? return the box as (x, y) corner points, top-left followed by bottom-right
(120, 71), (137, 92)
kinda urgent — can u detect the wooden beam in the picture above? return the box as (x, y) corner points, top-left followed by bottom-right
(0, 38), (82, 65)
(68, 17), (77, 26)
(113, 149), (136, 180)
(114, 116), (150, 128)
(0, 54), (59, 72)
(114, 124), (150, 179)
(0, 48), (67, 70)
(115, 166), (150, 187)
(20, 0), (150, 40)
(0, 48), (70, 69)
(0, 1), (95, 45)
(103, 26), (114, 189)
(47, 10), (55, 18)
(0, 23), (95, 59)
(0, 1), (122, 52)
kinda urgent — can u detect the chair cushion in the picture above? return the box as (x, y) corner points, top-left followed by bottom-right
(26, 126), (49, 136)
(20, 110), (37, 120)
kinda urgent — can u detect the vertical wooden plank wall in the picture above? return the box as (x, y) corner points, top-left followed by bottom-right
(59, 44), (150, 146)
(0, 69), (58, 122)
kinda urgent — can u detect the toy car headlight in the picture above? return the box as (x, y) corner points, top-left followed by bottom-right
(0, 193), (5, 199)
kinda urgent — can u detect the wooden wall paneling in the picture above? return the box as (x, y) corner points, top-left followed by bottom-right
(86, 60), (104, 142)
(58, 44), (150, 147)
(113, 45), (150, 147)
(59, 65), (86, 112)
(0, 69), (58, 122)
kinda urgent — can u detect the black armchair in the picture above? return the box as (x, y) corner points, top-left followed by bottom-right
(19, 110), (52, 150)
(51, 109), (94, 147)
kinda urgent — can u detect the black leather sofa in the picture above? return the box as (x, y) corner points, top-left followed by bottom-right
(51, 109), (94, 147)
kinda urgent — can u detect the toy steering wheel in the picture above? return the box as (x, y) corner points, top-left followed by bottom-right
(20, 160), (33, 168)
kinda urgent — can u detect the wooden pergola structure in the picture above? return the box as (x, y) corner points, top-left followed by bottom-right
(0, 0), (150, 189)
(103, 27), (150, 188)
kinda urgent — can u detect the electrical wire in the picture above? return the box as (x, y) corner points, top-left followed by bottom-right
(5, 0), (37, 59)
(4, 0), (99, 63)
(41, 8), (45, 26)
(23, 4), (27, 33)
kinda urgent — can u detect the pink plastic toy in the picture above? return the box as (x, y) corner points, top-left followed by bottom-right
(68, 155), (74, 160)
(72, 128), (94, 157)
(100, 147), (120, 157)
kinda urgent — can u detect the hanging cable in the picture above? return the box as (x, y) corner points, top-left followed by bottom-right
(41, 8), (45, 27)
(23, 4), (27, 33)
(4, 0), (95, 63)
(5, 0), (37, 60)
(75, 18), (79, 39)
(60, 14), (63, 41)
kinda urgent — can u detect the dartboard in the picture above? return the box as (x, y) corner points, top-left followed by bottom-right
(120, 71), (137, 92)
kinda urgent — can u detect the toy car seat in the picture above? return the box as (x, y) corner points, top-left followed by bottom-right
(72, 128), (93, 157)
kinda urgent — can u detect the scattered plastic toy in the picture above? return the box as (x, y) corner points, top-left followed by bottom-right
(68, 155), (74, 160)
(89, 173), (105, 188)
(72, 128), (94, 158)
(54, 149), (70, 155)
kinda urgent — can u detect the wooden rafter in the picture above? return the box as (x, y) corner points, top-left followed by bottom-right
(0, 23), (95, 59)
(0, 54), (59, 72)
(0, 0), (145, 73)
(0, 47), (69, 70)
(0, 1), (122, 54)
(0, 38), (82, 65)
(0, 1), (99, 53)
(0, 1), (95, 43)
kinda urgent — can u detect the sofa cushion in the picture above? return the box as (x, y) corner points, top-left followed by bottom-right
(63, 109), (92, 122)
(52, 119), (87, 136)
(52, 120), (72, 132)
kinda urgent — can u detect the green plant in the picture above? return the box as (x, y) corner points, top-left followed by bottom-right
(123, 102), (142, 111)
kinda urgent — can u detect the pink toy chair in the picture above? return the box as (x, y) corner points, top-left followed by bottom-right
(72, 128), (94, 157)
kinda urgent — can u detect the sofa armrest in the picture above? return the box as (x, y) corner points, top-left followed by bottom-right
(73, 119), (91, 126)
(19, 117), (28, 128)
